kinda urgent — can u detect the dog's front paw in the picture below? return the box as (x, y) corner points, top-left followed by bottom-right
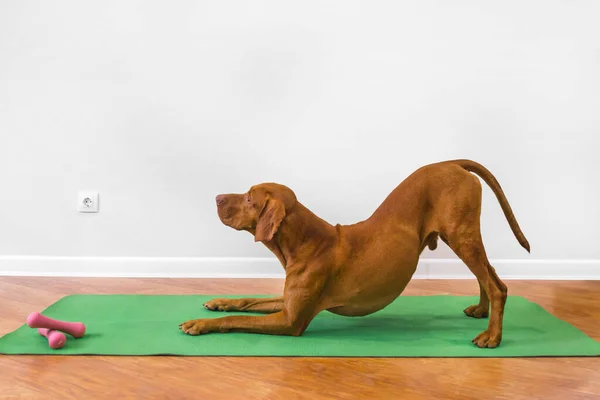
(179, 319), (210, 336)
(203, 298), (238, 312)
(472, 329), (501, 348)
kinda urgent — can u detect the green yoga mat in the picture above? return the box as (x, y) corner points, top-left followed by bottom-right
(1, 294), (599, 357)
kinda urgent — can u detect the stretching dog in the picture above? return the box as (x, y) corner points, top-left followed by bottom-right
(180, 159), (529, 348)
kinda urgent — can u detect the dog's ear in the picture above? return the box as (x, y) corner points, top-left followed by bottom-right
(254, 197), (286, 242)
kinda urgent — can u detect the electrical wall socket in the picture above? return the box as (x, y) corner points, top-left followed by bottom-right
(78, 191), (99, 213)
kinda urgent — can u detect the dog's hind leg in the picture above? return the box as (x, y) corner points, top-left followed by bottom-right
(439, 233), (488, 318)
(440, 176), (508, 348)
(445, 225), (507, 348)
(464, 282), (489, 318)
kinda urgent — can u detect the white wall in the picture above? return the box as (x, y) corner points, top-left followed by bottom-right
(1, 1), (599, 267)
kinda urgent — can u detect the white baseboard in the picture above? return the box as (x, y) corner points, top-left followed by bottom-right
(0, 256), (598, 280)
(417, 259), (600, 280)
(0, 257), (284, 278)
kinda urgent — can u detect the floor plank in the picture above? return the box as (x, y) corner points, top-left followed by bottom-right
(0, 278), (599, 399)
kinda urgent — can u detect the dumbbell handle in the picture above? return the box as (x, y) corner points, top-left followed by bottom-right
(38, 328), (67, 349)
(27, 312), (86, 338)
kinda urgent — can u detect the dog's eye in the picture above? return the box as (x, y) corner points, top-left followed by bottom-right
(246, 195), (251, 203)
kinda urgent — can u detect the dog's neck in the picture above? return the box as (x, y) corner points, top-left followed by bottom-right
(263, 201), (338, 268)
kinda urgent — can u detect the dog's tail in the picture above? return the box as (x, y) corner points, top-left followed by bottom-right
(452, 159), (530, 253)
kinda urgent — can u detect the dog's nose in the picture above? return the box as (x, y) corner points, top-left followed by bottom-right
(216, 195), (226, 206)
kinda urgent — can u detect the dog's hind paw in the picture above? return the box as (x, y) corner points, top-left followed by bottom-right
(464, 304), (489, 318)
(472, 329), (501, 348)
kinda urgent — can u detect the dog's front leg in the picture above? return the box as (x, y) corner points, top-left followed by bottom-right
(180, 309), (308, 336)
(203, 296), (283, 313)
(180, 265), (326, 336)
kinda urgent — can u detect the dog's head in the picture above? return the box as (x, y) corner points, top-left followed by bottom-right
(216, 183), (297, 242)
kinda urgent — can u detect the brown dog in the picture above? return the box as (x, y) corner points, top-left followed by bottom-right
(180, 159), (529, 348)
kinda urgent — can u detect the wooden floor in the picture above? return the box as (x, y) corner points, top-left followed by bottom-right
(0, 278), (599, 399)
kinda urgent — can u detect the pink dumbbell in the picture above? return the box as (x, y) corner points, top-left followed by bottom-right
(26, 312), (86, 338)
(37, 328), (67, 349)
